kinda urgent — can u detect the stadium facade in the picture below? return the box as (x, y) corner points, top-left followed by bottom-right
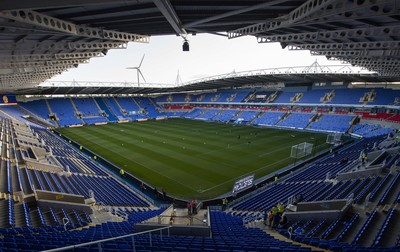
(0, 1), (400, 252)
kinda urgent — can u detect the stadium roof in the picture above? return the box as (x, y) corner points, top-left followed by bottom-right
(1, 0), (399, 93)
(17, 63), (399, 95)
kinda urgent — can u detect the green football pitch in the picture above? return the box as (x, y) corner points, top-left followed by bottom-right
(57, 119), (330, 200)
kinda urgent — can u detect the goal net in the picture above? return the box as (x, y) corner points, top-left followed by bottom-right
(291, 142), (313, 159)
(326, 133), (342, 144)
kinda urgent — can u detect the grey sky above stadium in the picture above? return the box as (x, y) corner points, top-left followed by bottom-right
(50, 34), (339, 85)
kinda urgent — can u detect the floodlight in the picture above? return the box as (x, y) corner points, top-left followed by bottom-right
(182, 40), (189, 51)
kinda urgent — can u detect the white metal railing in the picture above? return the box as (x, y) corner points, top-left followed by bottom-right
(43, 226), (172, 252)
(62, 217), (69, 231)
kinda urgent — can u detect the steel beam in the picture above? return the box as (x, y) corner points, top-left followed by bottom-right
(0, 52), (103, 62)
(284, 0), (337, 25)
(0, 71), (63, 86)
(184, 0), (288, 29)
(257, 25), (400, 44)
(288, 41), (400, 51)
(229, 0), (395, 38)
(257, 0), (337, 34)
(340, 58), (400, 65)
(0, 65), (73, 75)
(0, 41), (127, 51)
(267, 0), (396, 32)
(0, 10), (149, 42)
(54, 52), (103, 60)
(311, 49), (400, 58)
(0, 10), (78, 34)
(67, 41), (127, 50)
(0, 0), (126, 11)
(0, 59), (89, 68)
(152, 0), (186, 36)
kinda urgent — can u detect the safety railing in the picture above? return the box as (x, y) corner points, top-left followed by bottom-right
(43, 226), (172, 252)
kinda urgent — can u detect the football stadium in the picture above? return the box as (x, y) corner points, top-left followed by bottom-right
(0, 1), (400, 252)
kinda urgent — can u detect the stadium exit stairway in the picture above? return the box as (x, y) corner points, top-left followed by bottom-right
(0, 199), (9, 227)
(95, 98), (118, 122)
(29, 207), (44, 227)
(14, 202), (26, 227)
(238, 168), (400, 250)
(69, 98), (85, 124)
(252, 218), (329, 252)
(44, 99), (59, 127)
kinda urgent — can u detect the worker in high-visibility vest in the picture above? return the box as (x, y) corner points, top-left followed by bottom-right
(278, 202), (285, 214)
(222, 198), (228, 210)
(362, 152), (367, 165)
(120, 169), (125, 178)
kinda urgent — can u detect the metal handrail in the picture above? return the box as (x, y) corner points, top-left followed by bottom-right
(62, 217), (69, 231)
(42, 226), (172, 252)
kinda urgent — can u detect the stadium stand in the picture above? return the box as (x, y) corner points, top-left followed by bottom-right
(47, 98), (83, 126)
(212, 109), (238, 122)
(135, 97), (164, 119)
(253, 111), (285, 126)
(299, 89), (328, 104)
(309, 114), (354, 133)
(352, 124), (394, 138)
(2, 0), (400, 250)
(331, 89), (367, 105)
(103, 97), (129, 121)
(201, 92), (219, 103)
(214, 90), (234, 102)
(72, 98), (101, 117)
(1, 85), (400, 252)
(369, 88), (400, 105)
(19, 100), (53, 125)
(197, 108), (221, 120)
(184, 108), (206, 119)
(116, 97), (147, 120)
(232, 110), (260, 123)
(245, 91), (276, 103)
(0, 106), (44, 126)
(278, 113), (314, 129)
(170, 93), (187, 103)
(355, 111), (393, 121)
(0, 115), (154, 234)
(164, 110), (188, 118)
(94, 98), (118, 122)
(273, 91), (298, 103)
(230, 91), (250, 103)
(229, 129), (400, 250)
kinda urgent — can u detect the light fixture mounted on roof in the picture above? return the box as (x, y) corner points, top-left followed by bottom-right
(182, 39), (189, 52)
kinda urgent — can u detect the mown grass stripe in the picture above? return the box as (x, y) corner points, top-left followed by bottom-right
(58, 119), (329, 199)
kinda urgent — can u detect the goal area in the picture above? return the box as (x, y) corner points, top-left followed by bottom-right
(291, 142), (313, 159)
(326, 133), (342, 145)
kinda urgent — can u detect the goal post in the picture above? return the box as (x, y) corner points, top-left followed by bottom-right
(291, 142), (313, 159)
(326, 133), (342, 145)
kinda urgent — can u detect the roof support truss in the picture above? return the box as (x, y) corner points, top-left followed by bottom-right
(152, 0), (187, 36)
(0, 10), (149, 42)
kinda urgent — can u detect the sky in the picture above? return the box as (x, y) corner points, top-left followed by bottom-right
(50, 34), (344, 85)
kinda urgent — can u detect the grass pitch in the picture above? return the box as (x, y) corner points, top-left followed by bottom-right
(58, 119), (330, 199)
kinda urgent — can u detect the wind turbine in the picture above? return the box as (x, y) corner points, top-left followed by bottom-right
(126, 54), (146, 87)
